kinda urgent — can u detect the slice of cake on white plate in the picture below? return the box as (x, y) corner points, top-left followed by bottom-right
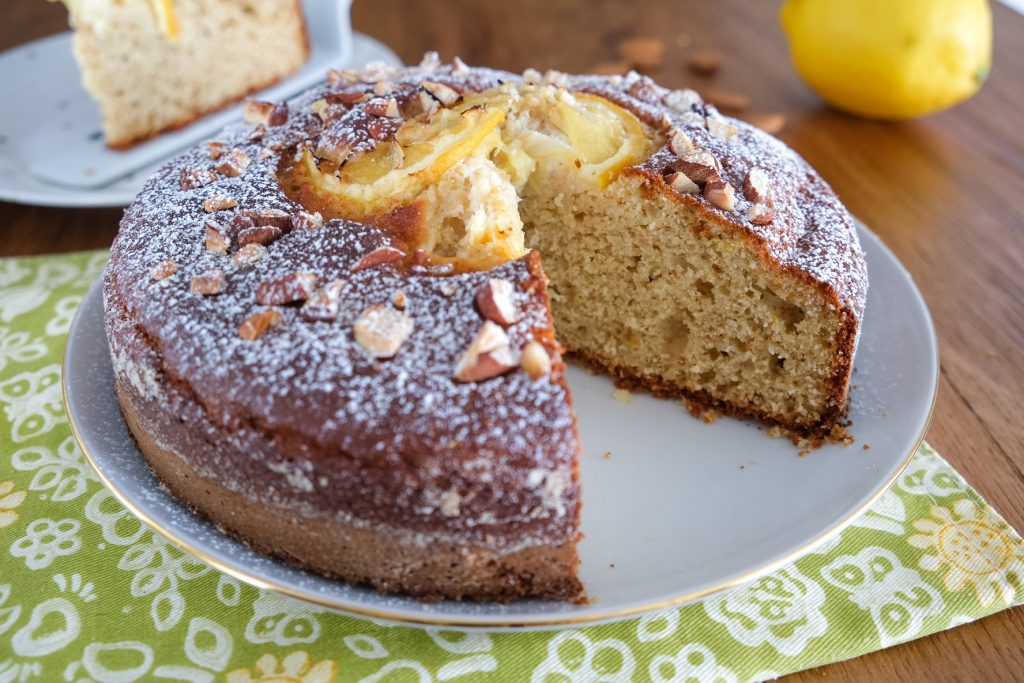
(55, 0), (309, 148)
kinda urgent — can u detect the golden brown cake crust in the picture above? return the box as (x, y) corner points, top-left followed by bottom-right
(117, 381), (583, 602)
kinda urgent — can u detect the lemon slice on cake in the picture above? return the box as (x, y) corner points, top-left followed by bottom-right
(302, 104), (506, 217)
(293, 84), (657, 268)
(514, 89), (649, 189)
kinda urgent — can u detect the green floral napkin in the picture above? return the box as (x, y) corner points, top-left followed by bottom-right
(1, 250), (1021, 683)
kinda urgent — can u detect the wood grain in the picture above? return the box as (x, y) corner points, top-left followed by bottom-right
(2, 1), (1022, 680)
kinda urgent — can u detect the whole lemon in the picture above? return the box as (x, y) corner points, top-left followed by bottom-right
(780, 0), (992, 119)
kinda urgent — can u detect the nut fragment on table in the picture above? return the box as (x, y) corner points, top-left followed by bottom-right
(616, 37), (665, 70)
(688, 48), (723, 76)
(704, 88), (752, 112)
(745, 112), (787, 135)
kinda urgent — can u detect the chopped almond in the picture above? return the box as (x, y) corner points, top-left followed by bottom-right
(453, 321), (517, 382)
(205, 222), (230, 254)
(232, 243), (268, 268)
(215, 149), (250, 177)
(520, 341), (552, 380)
(353, 304), (414, 358)
(179, 167), (217, 190)
(352, 246), (405, 271)
(704, 177), (736, 211)
(421, 81), (461, 106)
(203, 195), (237, 212)
(238, 308), (283, 340)
(190, 269), (226, 296)
(150, 259), (177, 281)
(475, 278), (519, 326)
(301, 280), (344, 321)
(256, 272), (318, 306)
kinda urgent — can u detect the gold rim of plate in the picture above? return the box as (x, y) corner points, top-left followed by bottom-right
(61, 236), (939, 629)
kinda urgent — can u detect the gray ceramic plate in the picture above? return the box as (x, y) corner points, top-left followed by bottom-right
(64, 223), (937, 629)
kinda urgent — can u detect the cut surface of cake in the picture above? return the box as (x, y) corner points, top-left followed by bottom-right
(104, 56), (867, 602)
(58, 0), (308, 148)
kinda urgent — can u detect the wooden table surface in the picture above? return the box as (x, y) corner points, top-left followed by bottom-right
(3, 1), (1022, 679)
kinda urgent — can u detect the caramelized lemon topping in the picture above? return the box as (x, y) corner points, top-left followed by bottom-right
(286, 84), (660, 269)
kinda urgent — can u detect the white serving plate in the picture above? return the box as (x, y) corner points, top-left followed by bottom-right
(63, 223), (937, 629)
(0, 0), (399, 207)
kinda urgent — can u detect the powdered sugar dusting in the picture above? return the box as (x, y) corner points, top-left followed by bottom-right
(105, 59), (867, 556)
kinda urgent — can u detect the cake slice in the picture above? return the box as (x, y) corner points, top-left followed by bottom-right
(58, 0), (309, 148)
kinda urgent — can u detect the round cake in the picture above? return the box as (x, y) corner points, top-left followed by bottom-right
(105, 54), (867, 602)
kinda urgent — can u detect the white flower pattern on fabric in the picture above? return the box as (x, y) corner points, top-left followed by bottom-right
(849, 489), (906, 536)
(821, 546), (945, 647)
(531, 631), (635, 682)
(908, 499), (1024, 608)
(12, 437), (98, 503)
(0, 584), (22, 636)
(0, 326), (47, 372)
(11, 597), (81, 657)
(80, 641), (154, 682)
(10, 518), (81, 570)
(0, 364), (66, 443)
(703, 567), (828, 656)
(0, 261), (82, 325)
(343, 634), (389, 659)
(116, 534), (211, 632)
(897, 444), (966, 499)
(637, 607), (681, 643)
(84, 488), (147, 547)
(53, 574), (97, 603)
(45, 297), (83, 338)
(0, 260), (30, 289)
(648, 643), (739, 683)
(359, 660), (430, 683)
(0, 481), (28, 532)
(244, 593), (323, 646)
(425, 628), (497, 679)
(185, 617), (234, 672)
